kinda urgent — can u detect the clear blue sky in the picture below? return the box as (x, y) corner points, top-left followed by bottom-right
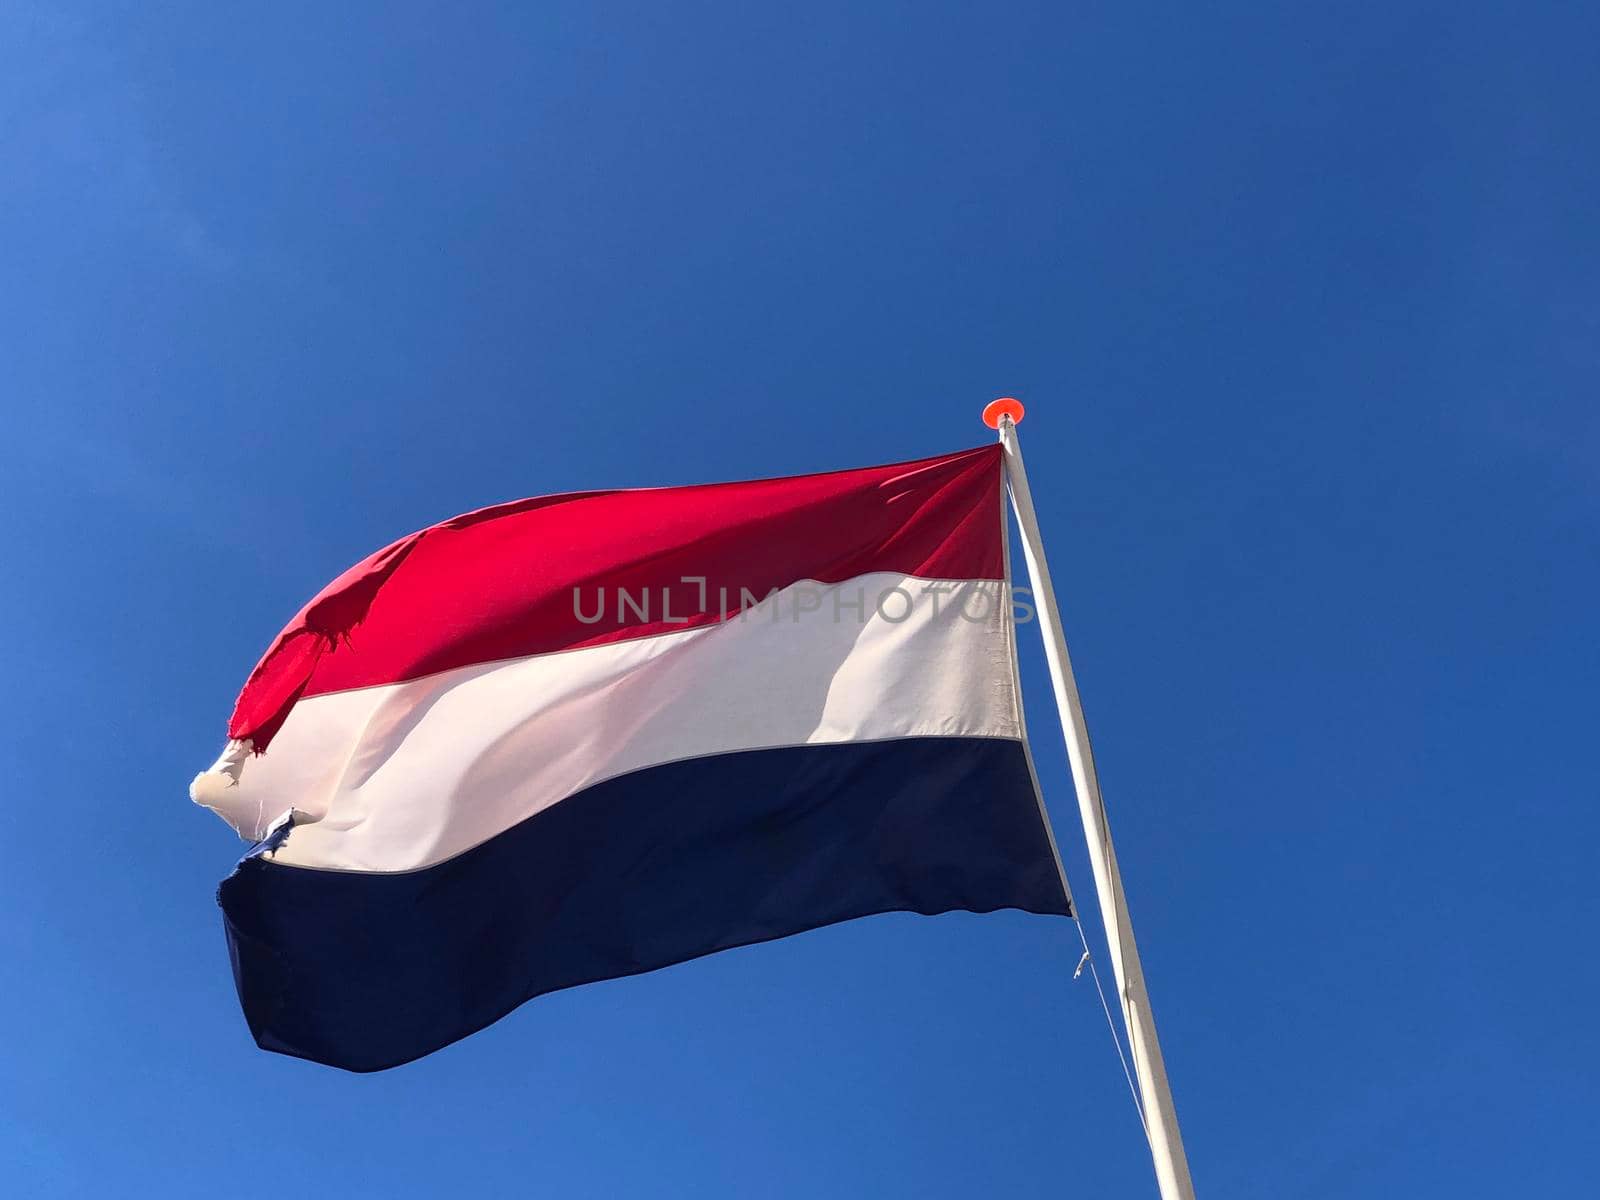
(4, 2), (1596, 1195)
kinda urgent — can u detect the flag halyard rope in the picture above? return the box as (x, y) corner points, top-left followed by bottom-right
(1072, 913), (1151, 1147)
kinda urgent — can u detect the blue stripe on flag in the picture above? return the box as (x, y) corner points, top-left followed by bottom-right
(219, 736), (1069, 1072)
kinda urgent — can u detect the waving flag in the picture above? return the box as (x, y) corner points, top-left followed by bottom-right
(192, 444), (1070, 1071)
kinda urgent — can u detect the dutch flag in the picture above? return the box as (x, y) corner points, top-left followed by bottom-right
(192, 444), (1070, 1072)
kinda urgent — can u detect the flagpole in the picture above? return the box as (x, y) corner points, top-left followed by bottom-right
(986, 399), (1197, 1200)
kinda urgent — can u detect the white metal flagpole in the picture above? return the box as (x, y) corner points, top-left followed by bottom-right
(985, 398), (1197, 1200)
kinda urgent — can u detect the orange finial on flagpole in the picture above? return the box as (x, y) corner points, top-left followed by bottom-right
(982, 397), (1025, 428)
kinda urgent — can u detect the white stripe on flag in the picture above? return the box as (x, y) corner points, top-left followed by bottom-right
(198, 574), (1020, 873)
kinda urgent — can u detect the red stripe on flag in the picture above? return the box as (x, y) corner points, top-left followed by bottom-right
(228, 445), (1005, 751)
